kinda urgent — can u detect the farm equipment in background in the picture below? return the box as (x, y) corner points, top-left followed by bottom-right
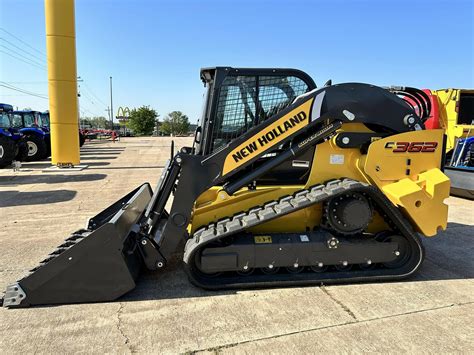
(424, 89), (473, 151)
(2, 67), (450, 308)
(80, 128), (114, 140)
(10, 110), (50, 161)
(0, 104), (28, 168)
(425, 89), (473, 199)
(444, 137), (473, 199)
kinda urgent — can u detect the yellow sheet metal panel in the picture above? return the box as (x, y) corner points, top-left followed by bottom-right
(45, 37), (77, 81)
(48, 81), (80, 124)
(364, 129), (449, 236)
(222, 98), (314, 175)
(307, 133), (372, 186)
(382, 170), (449, 236)
(50, 122), (80, 164)
(45, 0), (76, 37)
(191, 124), (388, 235)
(45, 0), (80, 165)
(433, 89), (473, 152)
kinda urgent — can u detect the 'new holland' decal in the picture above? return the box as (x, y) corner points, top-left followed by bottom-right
(222, 97), (314, 175)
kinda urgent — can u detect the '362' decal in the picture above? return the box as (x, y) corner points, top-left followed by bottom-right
(385, 142), (438, 153)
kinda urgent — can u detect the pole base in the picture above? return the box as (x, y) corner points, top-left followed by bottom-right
(42, 164), (89, 172)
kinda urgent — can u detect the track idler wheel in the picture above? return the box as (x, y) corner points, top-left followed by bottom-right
(286, 264), (304, 274)
(335, 261), (352, 271)
(261, 266), (279, 274)
(359, 260), (376, 270)
(380, 234), (411, 269)
(310, 263), (328, 273)
(236, 266), (254, 276)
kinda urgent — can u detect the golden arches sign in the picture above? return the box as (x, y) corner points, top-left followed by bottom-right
(117, 106), (130, 118)
(117, 106), (130, 125)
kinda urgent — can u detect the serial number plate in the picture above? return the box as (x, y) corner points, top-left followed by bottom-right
(254, 236), (272, 244)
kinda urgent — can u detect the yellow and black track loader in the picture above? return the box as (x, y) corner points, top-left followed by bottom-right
(2, 67), (450, 308)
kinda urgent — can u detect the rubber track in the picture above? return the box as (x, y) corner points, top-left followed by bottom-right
(183, 179), (425, 289)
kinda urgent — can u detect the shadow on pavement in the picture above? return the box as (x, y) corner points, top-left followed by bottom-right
(88, 165), (165, 170)
(120, 222), (474, 303)
(82, 140), (115, 146)
(121, 254), (237, 302)
(81, 150), (122, 157)
(19, 161), (111, 169)
(80, 156), (118, 160)
(81, 147), (125, 151)
(416, 222), (474, 280)
(82, 143), (127, 148)
(0, 174), (107, 186)
(0, 190), (77, 207)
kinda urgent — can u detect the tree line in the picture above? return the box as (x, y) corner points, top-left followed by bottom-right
(80, 106), (191, 136)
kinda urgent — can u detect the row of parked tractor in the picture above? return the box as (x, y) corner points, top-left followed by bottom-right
(0, 103), (86, 168)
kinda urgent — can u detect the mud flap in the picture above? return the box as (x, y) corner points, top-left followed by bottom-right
(2, 184), (153, 308)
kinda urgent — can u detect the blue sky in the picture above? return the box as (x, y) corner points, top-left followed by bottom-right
(1, 0), (473, 123)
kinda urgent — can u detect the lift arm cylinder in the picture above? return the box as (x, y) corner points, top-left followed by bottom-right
(45, 0), (80, 165)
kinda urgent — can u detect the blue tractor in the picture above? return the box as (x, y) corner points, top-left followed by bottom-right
(0, 104), (28, 167)
(445, 136), (474, 199)
(10, 110), (50, 161)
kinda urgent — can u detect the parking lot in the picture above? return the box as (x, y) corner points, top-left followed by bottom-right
(0, 137), (472, 353)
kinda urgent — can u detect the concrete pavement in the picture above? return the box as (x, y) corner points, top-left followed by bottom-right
(0, 137), (472, 353)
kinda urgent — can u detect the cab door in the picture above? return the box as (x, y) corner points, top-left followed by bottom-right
(207, 70), (316, 185)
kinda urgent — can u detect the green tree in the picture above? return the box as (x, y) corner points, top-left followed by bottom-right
(79, 118), (91, 128)
(160, 111), (190, 136)
(79, 116), (108, 128)
(87, 116), (109, 129)
(128, 106), (158, 135)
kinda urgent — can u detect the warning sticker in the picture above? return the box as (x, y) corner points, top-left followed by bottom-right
(330, 154), (344, 165)
(299, 235), (309, 242)
(254, 236), (272, 244)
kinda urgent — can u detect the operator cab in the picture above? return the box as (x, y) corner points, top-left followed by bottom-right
(0, 104), (13, 129)
(197, 67), (317, 184)
(37, 112), (51, 131)
(10, 110), (42, 129)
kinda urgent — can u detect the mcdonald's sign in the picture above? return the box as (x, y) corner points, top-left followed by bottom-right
(116, 106), (130, 125)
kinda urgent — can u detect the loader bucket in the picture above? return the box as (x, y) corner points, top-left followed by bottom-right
(2, 183), (153, 308)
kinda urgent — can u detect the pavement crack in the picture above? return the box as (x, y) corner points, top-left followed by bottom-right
(320, 285), (358, 320)
(116, 302), (133, 353)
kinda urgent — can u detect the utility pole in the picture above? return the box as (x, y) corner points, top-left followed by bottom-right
(77, 76), (83, 129)
(105, 107), (111, 125)
(109, 76), (113, 130)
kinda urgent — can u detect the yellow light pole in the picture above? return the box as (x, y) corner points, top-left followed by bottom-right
(45, 0), (80, 166)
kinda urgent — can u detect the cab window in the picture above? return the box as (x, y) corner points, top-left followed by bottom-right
(0, 113), (11, 128)
(211, 75), (309, 152)
(212, 76), (257, 151)
(24, 113), (36, 127)
(11, 114), (23, 128)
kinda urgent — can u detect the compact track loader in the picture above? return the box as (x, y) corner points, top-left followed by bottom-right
(2, 67), (450, 308)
